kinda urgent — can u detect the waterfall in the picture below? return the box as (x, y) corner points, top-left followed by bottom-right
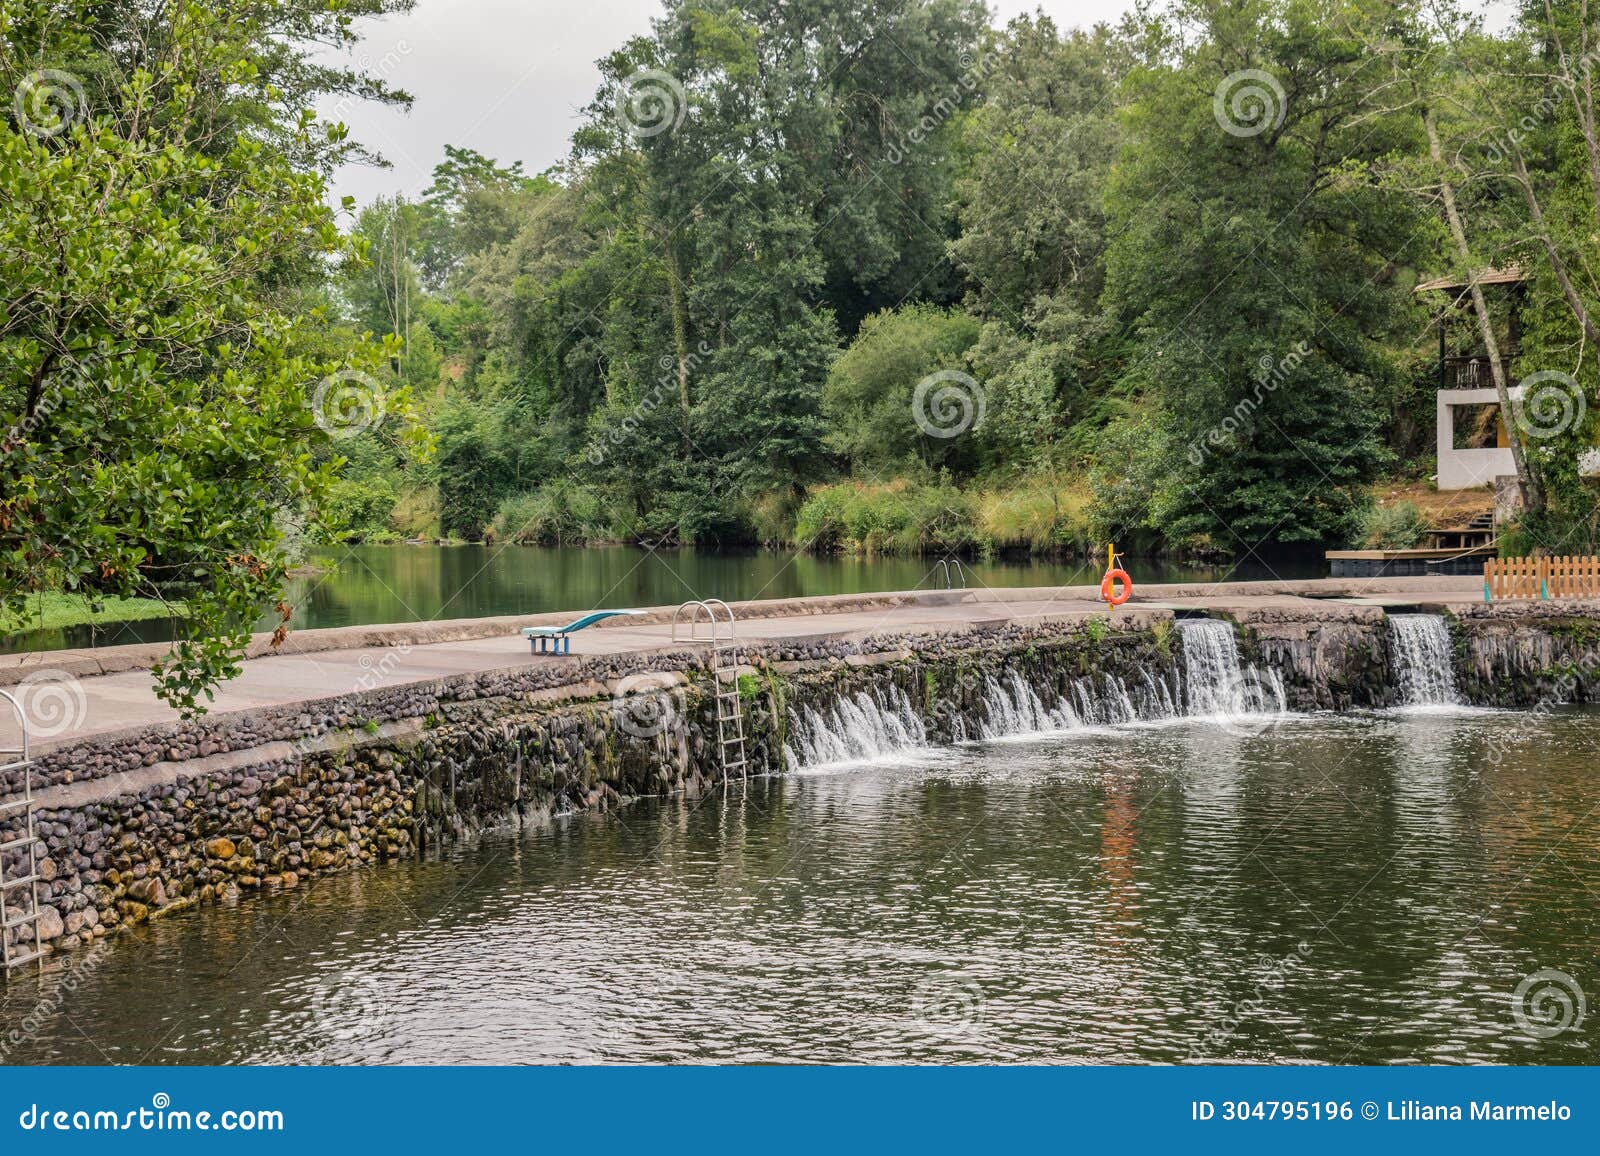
(1177, 618), (1288, 720)
(1388, 614), (1461, 706)
(1179, 619), (1240, 715)
(783, 684), (928, 769)
(977, 672), (1073, 738)
(783, 619), (1288, 770)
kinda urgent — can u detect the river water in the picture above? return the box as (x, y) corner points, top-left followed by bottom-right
(3, 544), (1321, 653)
(3, 705), (1596, 1065)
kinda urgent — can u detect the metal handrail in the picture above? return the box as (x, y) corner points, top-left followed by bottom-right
(0, 685), (40, 975)
(1441, 353), (1518, 389)
(670, 599), (738, 647)
(0, 688), (26, 766)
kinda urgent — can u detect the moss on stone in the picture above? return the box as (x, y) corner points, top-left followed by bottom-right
(1544, 617), (1600, 648)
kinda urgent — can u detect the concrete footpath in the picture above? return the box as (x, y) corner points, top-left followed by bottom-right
(0, 576), (1483, 750)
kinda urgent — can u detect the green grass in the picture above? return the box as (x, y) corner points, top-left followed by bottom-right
(792, 478), (979, 555)
(792, 476), (1095, 556)
(973, 478), (1095, 554)
(0, 592), (186, 634)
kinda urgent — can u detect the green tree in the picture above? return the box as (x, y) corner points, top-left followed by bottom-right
(1099, 0), (1427, 550)
(0, 0), (423, 714)
(1392, 1), (1600, 548)
(951, 14), (1126, 323)
(434, 402), (513, 541)
(949, 16), (1130, 481)
(822, 305), (982, 474)
(553, 0), (994, 539)
(416, 145), (554, 288)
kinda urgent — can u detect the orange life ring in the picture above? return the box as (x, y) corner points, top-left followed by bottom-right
(1100, 568), (1133, 607)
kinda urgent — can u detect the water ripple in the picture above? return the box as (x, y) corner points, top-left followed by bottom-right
(2, 710), (1597, 1064)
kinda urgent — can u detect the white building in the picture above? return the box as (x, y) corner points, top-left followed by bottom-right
(1417, 268), (1526, 493)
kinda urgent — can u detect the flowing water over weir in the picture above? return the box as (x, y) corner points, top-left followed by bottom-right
(1167, 619), (1284, 720)
(1388, 614), (1462, 706)
(976, 671), (1143, 738)
(10, 603), (1600, 1064)
(1179, 619), (1248, 714)
(784, 618), (1286, 768)
(784, 685), (929, 766)
(5, 707), (1599, 1064)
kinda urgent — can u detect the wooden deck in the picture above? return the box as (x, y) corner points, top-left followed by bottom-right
(1327, 510), (1497, 578)
(1326, 544), (1496, 578)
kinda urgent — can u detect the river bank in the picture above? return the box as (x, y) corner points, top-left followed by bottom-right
(6, 704), (1596, 1064)
(3, 580), (1599, 966)
(0, 543), (1326, 655)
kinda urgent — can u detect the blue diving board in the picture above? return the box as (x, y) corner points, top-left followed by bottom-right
(520, 609), (645, 655)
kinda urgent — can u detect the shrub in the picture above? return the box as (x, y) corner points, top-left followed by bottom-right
(794, 479), (978, 554)
(974, 479), (1094, 553)
(822, 304), (983, 475)
(390, 487), (440, 538)
(1360, 501), (1426, 549)
(748, 489), (802, 546)
(493, 484), (611, 545)
(325, 474), (399, 540)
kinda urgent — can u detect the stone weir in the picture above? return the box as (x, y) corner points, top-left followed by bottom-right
(5, 598), (1600, 961)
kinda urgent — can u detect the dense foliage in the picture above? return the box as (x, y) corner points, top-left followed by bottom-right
(0, 0), (424, 713)
(10, 0), (1600, 710)
(328, 0), (1600, 562)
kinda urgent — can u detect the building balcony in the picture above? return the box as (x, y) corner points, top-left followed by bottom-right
(1442, 352), (1518, 390)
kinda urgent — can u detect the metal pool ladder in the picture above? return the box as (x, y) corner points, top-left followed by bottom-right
(672, 600), (747, 783)
(0, 689), (45, 975)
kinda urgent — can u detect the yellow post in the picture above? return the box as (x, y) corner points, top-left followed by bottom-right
(1107, 543), (1114, 571)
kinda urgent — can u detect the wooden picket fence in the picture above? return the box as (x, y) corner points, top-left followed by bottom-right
(1484, 555), (1600, 601)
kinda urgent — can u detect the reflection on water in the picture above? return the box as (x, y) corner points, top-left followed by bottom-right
(2, 707), (1596, 1065)
(2, 544), (1323, 653)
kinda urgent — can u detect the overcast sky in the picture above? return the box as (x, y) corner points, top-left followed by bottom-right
(323, 0), (1138, 208)
(324, 0), (1515, 210)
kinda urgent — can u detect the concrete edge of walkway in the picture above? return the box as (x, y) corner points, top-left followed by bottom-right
(0, 574), (1485, 687)
(33, 719), (429, 810)
(25, 611), (1175, 759)
(13, 582), (1600, 777)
